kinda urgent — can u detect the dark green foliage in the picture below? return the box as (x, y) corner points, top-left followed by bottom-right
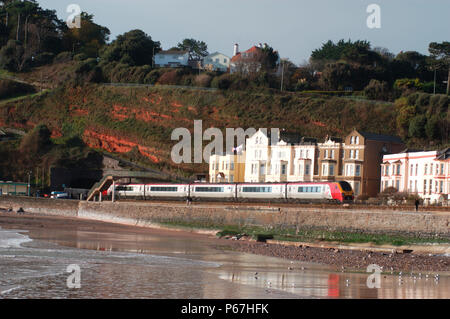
(177, 38), (208, 61)
(100, 29), (160, 66)
(363, 79), (390, 100)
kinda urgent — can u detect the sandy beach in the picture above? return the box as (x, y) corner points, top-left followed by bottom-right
(0, 211), (448, 273)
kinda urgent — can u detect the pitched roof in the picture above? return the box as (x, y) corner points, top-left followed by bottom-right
(436, 147), (450, 161)
(156, 50), (189, 55)
(356, 130), (403, 144)
(231, 46), (262, 62)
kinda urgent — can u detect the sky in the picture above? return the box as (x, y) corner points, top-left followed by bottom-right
(37, 0), (450, 64)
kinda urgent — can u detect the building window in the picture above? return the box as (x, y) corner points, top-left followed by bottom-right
(329, 164), (334, 176)
(439, 181), (443, 193)
(423, 180), (427, 194)
(325, 150), (329, 159)
(350, 136), (354, 144)
(306, 150), (309, 158)
(385, 165), (389, 176)
(355, 136), (359, 144)
(440, 164), (444, 175)
(409, 180), (413, 192)
(355, 165), (361, 177)
(415, 164), (418, 176)
(230, 162), (234, 170)
(429, 179), (432, 194)
(322, 164), (328, 176)
(354, 182), (360, 195)
(415, 180), (417, 192)
(410, 164), (414, 176)
(355, 150), (359, 159)
(396, 164), (400, 175)
(260, 164), (265, 175)
(346, 164), (354, 176)
(281, 164), (286, 175)
(305, 164), (310, 176)
(396, 180), (400, 191)
(424, 164), (428, 175)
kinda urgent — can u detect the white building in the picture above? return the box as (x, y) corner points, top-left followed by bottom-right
(154, 50), (189, 68)
(244, 129), (317, 183)
(381, 149), (450, 204)
(203, 52), (230, 72)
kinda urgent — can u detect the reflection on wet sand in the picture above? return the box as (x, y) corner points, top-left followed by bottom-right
(0, 214), (449, 299)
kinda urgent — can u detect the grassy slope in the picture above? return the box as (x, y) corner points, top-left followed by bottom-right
(1, 74), (447, 178)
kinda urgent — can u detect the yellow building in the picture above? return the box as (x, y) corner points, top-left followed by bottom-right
(209, 152), (246, 183)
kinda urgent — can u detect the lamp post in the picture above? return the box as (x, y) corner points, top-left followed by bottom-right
(27, 171), (31, 197)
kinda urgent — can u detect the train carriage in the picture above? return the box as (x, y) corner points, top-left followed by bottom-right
(190, 183), (236, 200)
(145, 184), (189, 199)
(237, 183), (285, 201)
(287, 182), (333, 202)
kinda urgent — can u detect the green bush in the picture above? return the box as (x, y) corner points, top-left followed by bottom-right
(54, 51), (73, 63)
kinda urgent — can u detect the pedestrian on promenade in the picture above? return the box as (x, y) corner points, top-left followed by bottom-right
(186, 196), (192, 206)
(415, 199), (420, 212)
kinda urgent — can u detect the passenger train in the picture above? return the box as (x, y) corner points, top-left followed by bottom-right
(103, 181), (354, 203)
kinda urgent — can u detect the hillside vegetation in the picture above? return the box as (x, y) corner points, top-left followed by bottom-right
(0, 84), (448, 181)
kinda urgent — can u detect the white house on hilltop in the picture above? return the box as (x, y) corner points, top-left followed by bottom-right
(154, 50), (189, 68)
(202, 52), (230, 72)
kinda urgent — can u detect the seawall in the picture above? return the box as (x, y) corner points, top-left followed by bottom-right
(1, 196), (449, 237)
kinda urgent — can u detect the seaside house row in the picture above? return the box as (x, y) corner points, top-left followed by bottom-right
(208, 129), (405, 198)
(381, 149), (450, 204)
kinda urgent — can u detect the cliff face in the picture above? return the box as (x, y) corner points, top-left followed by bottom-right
(0, 84), (408, 177)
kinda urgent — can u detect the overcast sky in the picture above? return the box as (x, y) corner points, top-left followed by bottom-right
(38, 0), (450, 64)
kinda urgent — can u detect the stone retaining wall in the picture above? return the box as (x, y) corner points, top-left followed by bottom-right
(1, 197), (449, 236)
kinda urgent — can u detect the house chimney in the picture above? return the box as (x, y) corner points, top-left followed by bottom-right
(233, 43), (239, 56)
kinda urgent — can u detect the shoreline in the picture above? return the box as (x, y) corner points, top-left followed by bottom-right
(0, 211), (449, 274)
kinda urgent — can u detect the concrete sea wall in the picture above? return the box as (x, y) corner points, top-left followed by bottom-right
(1, 196), (449, 236)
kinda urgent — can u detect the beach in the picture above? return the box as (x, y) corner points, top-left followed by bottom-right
(0, 211), (449, 299)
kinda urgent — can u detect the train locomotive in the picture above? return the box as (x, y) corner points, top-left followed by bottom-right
(105, 181), (354, 203)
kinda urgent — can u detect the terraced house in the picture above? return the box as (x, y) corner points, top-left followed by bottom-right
(208, 129), (405, 198)
(381, 148), (450, 205)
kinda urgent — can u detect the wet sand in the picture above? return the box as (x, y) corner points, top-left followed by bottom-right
(0, 212), (448, 274)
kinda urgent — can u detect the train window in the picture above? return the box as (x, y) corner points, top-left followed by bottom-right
(115, 186), (133, 191)
(150, 187), (178, 192)
(195, 187), (224, 192)
(242, 187), (272, 193)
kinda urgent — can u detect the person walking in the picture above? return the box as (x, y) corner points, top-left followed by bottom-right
(415, 199), (420, 212)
